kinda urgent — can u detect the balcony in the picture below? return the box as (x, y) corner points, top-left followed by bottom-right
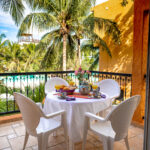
(0, 71), (132, 115)
(0, 71), (144, 150)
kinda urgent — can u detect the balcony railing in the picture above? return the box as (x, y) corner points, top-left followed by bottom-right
(0, 71), (132, 115)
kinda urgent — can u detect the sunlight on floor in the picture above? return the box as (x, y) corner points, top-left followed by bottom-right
(0, 120), (144, 150)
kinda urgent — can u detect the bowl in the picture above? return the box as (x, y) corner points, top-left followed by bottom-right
(59, 89), (75, 95)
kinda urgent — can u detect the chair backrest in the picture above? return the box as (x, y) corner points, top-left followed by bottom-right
(97, 79), (120, 99)
(45, 77), (69, 94)
(107, 95), (141, 141)
(14, 92), (44, 136)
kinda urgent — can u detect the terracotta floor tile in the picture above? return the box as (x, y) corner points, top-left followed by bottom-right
(20, 121), (25, 126)
(12, 123), (20, 128)
(129, 127), (144, 136)
(48, 135), (65, 147)
(32, 145), (38, 150)
(14, 125), (25, 136)
(114, 142), (127, 150)
(47, 144), (64, 150)
(7, 134), (17, 139)
(25, 148), (32, 150)
(0, 120), (145, 150)
(0, 136), (10, 149)
(2, 148), (12, 150)
(128, 134), (143, 150)
(0, 126), (14, 137)
(9, 135), (37, 150)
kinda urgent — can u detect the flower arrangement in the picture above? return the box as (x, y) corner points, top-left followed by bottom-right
(75, 67), (91, 83)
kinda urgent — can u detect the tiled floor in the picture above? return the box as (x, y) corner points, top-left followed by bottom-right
(0, 120), (144, 150)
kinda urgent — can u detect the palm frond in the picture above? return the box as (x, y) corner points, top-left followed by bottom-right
(89, 51), (99, 70)
(41, 28), (60, 41)
(17, 12), (57, 37)
(121, 0), (128, 6)
(81, 40), (99, 52)
(26, 0), (59, 14)
(87, 33), (111, 57)
(76, 0), (94, 17)
(0, 0), (25, 25)
(94, 17), (120, 43)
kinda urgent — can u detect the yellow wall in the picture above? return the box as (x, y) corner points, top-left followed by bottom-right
(93, 0), (134, 74)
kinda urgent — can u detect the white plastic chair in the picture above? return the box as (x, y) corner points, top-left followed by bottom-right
(97, 79), (120, 100)
(82, 95), (141, 150)
(14, 92), (68, 150)
(96, 79), (121, 116)
(45, 77), (69, 95)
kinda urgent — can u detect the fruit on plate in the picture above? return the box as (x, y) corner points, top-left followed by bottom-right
(59, 86), (76, 95)
(70, 87), (76, 90)
(92, 85), (98, 90)
(59, 85), (66, 89)
(63, 87), (70, 90)
(55, 85), (66, 91)
(69, 81), (75, 86)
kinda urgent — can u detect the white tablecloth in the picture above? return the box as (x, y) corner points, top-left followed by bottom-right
(43, 92), (111, 142)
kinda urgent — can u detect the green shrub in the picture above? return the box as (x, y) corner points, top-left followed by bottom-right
(0, 83), (45, 113)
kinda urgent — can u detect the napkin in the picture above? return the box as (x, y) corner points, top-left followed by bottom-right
(66, 97), (76, 101)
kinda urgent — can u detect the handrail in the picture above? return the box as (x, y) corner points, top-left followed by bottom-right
(0, 71), (131, 77)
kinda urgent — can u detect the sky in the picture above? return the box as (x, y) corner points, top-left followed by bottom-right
(0, 0), (108, 42)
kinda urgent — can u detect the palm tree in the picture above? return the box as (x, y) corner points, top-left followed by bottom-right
(22, 43), (44, 71)
(39, 30), (76, 70)
(0, 42), (43, 72)
(0, 0), (25, 26)
(17, 0), (96, 71)
(72, 13), (120, 66)
(0, 33), (9, 49)
(0, 42), (25, 72)
(81, 39), (99, 70)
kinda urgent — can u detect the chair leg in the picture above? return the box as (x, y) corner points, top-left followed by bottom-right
(69, 140), (74, 150)
(82, 129), (88, 150)
(37, 134), (43, 150)
(102, 137), (114, 150)
(23, 130), (29, 150)
(62, 111), (68, 150)
(64, 128), (69, 150)
(107, 137), (114, 150)
(42, 133), (49, 150)
(82, 117), (89, 150)
(124, 135), (130, 150)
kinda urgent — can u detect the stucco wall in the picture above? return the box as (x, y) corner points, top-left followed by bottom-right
(94, 0), (133, 74)
(94, 0), (149, 124)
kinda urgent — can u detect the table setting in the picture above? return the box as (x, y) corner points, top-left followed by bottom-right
(54, 67), (106, 101)
(43, 67), (112, 149)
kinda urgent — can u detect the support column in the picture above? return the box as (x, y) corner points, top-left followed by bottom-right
(132, 0), (149, 124)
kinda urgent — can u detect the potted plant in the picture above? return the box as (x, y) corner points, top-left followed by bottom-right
(75, 67), (91, 95)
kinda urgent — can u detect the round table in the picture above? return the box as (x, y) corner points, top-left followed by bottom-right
(43, 92), (112, 143)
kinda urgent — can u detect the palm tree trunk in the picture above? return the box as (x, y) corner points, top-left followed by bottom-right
(63, 34), (67, 71)
(78, 39), (81, 65)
